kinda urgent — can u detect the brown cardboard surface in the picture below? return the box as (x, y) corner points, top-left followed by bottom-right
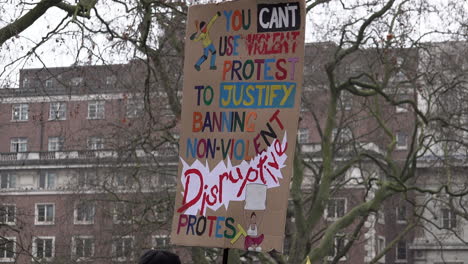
(171, 0), (305, 253)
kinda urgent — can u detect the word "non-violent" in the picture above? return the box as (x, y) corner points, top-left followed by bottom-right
(178, 136), (288, 215)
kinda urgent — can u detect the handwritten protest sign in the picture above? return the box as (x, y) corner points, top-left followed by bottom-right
(171, 0), (305, 252)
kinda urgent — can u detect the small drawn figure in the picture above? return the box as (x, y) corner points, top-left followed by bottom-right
(244, 212), (264, 251)
(243, 183), (267, 251)
(190, 12), (221, 71)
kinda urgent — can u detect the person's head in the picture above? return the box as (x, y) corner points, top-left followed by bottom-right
(139, 250), (181, 264)
(200, 21), (207, 33)
(250, 212), (257, 224)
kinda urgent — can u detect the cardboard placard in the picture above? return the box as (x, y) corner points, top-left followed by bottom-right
(171, 0), (305, 252)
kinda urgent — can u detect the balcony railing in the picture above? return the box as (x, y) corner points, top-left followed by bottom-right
(0, 147), (178, 163)
(0, 143), (379, 163)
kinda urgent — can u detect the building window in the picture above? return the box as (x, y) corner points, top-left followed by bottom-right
(396, 94), (411, 113)
(10, 138), (27, 153)
(106, 75), (117, 85)
(39, 172), (56, 189)
(328, 234), (346, 260)
(48, 137), (64, 152)
(396, 132), (407, 150)
(70, 77), (83, 86)
(88, 101), (105, 119)
(35, 204), (54, 225)
(22, 78), (30, 89)
(78, 172), (97, 189)
(49, 102), (66, 120)
(113, 202), (133, 224)
(396, 205), (407, 223)
(441, 208), (457, 229)
(332, 127), (353, 145)
(298, 128), (309, 144)
(0, 205), (15, 225)
(0, 237), (15, 261)
(153, 235), (169, 249)
(326, 198), (346, 219)
(158, 170), (175, 187)
(33, 237), (54, 260)
(340, 92), (352, 110)
(204, 248), (220, 261)
(72, 236), (94, 260)
(11, 104), (28, 121)
(45, 79), (53, 88)
(112, 236), (134, 261)
(396, 240), (407, 261)
(378, 209), (385, 224)
(146, 205), (168, 223)
(377, 236), (385, 263)
(126, 99), (144, 118)
(0, 174), (16, 189)
(114, 172), (127, 188)
(74, 202), (95, 225)
(87, 136), (104, 150)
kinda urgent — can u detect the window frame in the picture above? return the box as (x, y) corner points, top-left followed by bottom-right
(396, 240), (407, 262)
(152, 235), (169, 249)
(112, 236), (134, 262)
(378, 209), (385, 224)
(35, 203), (55, 225)
(126, 99), (144, 118)
(22, 78), (30, 89)
(39, 172), (56, 189)
(147, 205), (168, 223)
(0, 174), (16, 190)
(45, 79), (53, 89)
(70, 77), (83, 86)
(377, 236), (386, 263)
(49, 102), (66, 121)
(10, 138), (27, 153)
(11, 104), (28, 121)
(113, 202), (133, 224)
(87, 101), (105, 120)
(32, 236), (55, 261)
(297, 128), (309, 144)
(326, 198), (347, 220)
(441, 208), (457, 229)
(87, 136), (104, 150)
(74, 202), (95, 225)
(158, 170), (176, 187)
(0, 237), (16, 262)
(0, 204), (16, 225)
(78, 171), (97, 189)
(48, 137), (64, 152)
(396, 131), (408, 150)
(395, 94), (411, 113)
(72, 235), (95, 261)
(327, 234), (347, 261)
(396, 205), (407, 224)
(106, 75), (117, 86)
(340, 92), (352, 111)
(332, 127), (353, 146)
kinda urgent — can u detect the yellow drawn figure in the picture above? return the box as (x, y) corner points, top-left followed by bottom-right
(190, 12), (221, 71)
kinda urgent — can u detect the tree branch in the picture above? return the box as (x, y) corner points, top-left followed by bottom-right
(0, 0), (62, 46)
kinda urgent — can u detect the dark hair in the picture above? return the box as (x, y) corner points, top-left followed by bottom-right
(200, 21), (206, 30)
(139, 250), (181, 264)
(250, 212), (256, 218)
